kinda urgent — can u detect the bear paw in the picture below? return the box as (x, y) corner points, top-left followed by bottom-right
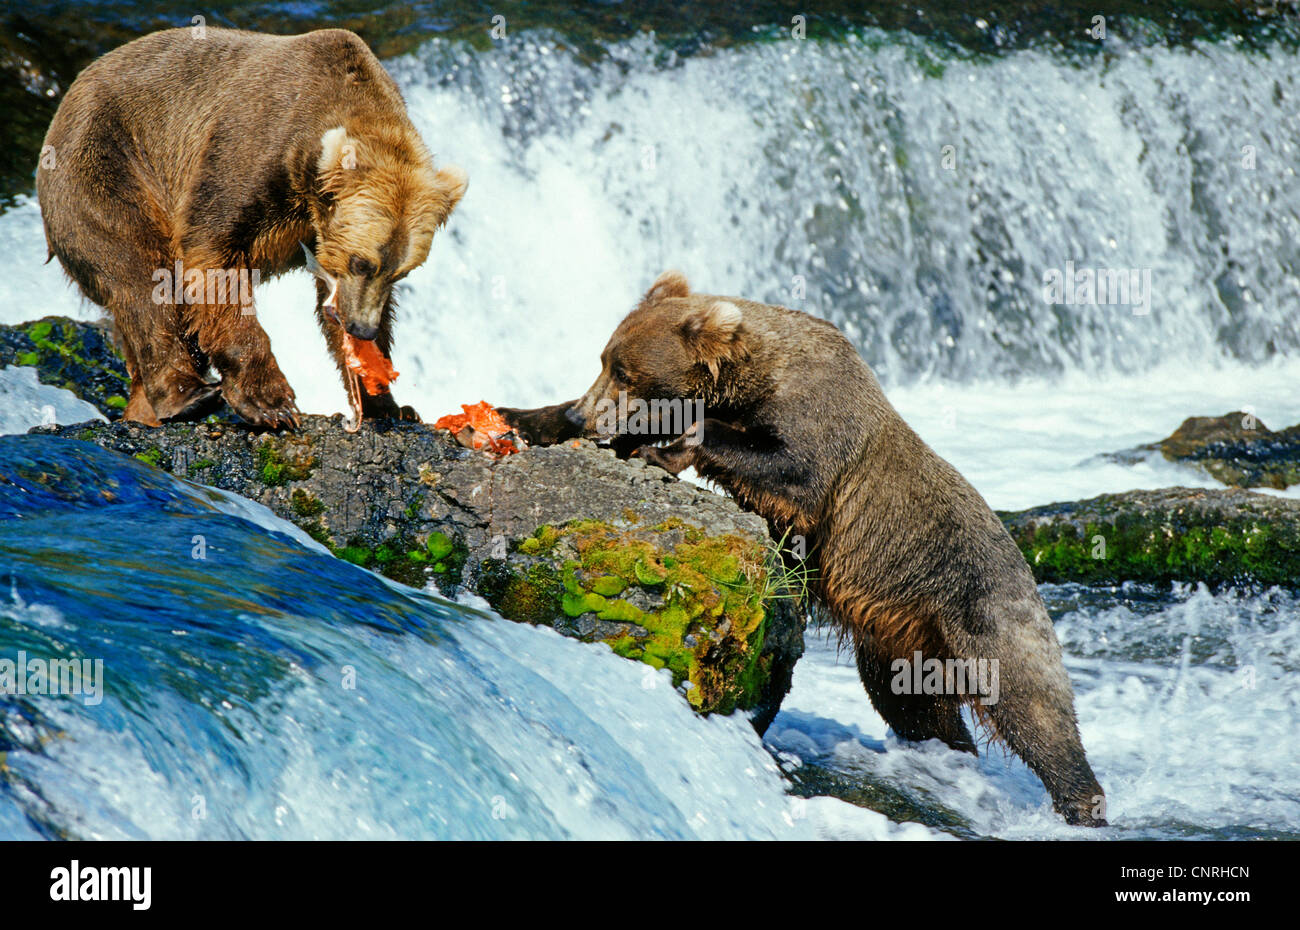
(359, 390), (420, 423)
(221, 369), (300, 430)
(634, 443), (693, 476)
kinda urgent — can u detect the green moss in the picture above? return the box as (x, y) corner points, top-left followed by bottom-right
(420, 531), (468, 593)
(478, 560), (564, 626)
(596, 597), (645, 624)
(518, 524), (560, 555)
(318, 529), (464, 590)
(336, 544), (373, 567)
(562, 590), (607, 617)
(18, 319), (130, 391)
(425, 531), (454, 561)
(634, 558), (667, 585)
(290, 488), (325, 518)
(255, 439), (315, 487)
(590, 574), (626, 597)
(1004, 509), (1300, 588)
(133, 447), (163, 468)
(186, 458), (216, 478)
(104, 395), (127, 409)
(520, 519), (773, 715)
(609, 636), (644, 660)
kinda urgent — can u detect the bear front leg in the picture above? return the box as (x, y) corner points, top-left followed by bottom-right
(497, 399), (585, 446)
(192, 303), (300, 429)
(637, 419), (812, 485)
(633, 425), (701, 475)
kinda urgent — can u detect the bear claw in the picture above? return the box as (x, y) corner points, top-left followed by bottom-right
(223, 388), (301, 430)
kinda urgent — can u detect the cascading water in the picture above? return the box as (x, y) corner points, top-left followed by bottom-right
(375, 32), (1300, 391)
(5, 31), (1300, 409)
(1, 21), (1299, 839)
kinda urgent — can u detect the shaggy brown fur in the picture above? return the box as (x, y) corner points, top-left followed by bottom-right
(502, 271), (1108, 826)
(36, 27), (466, 427)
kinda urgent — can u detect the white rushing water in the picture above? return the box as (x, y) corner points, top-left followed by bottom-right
(1, 31), (1297, 838)
(772, 582), (1300, 839)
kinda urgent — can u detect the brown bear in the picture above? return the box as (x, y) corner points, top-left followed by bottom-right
(501, 271), (1108, 826)
(36, 27), (467, 428)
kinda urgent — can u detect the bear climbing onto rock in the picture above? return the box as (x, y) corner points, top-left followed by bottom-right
(501, 271), (1108, 826)
(36, 27), (466, 428)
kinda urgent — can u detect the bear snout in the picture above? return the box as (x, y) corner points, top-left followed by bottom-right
(346, 319), (380, 341)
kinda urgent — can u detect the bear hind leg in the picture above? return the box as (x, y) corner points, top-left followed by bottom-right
(110, 285), (221, 424)
(854, 634), (977, 754)
(982, 666), (1107, 826)
(972, 604), (1107, 826)
(48, 198), (217, 424)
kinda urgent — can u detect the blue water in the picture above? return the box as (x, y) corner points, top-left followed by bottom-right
(0, 436), (805, 839)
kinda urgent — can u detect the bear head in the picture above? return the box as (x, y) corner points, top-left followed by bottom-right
(566, 270), (750, 443)
(308, 125), (467, 341)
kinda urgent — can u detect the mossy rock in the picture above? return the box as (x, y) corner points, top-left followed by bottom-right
(999, 487), (1300, 588)
(478, 519), (784, 715)
(0, 317), (130, 419)
(255, 437), (317, 486)
(43, 413), (806, 727)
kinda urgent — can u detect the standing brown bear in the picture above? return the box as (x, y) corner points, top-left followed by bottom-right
(502, 271), (1107, 826)
(36, 27), (467, 428)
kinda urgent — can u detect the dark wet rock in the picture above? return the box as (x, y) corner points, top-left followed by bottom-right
(1105, 411), (1300, 490)
(0, 317), (129, 419)
(38, 414), (805, 728)
(998, 486), (1300, 588)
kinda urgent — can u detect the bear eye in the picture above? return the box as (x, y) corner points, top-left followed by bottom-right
(349, 255), (377, 277)
(612, 363), (630, 384)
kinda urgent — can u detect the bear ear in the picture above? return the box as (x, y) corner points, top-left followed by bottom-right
(431, 163), (468, 226)
(680, 300), (746, 381)
(317, 126), (359, 195)
(643, 270), (691, 304)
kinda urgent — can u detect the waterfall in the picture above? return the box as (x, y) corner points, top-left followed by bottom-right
(3, 30), (1299, 413)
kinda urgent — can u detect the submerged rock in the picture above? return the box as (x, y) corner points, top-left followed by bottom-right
(999, 486), (1300, 588)
(39, 415), (805, 729)
(1106, 411), (1300, 490)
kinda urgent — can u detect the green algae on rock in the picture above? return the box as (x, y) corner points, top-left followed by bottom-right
(478, 519), (785, 715)
(999, 487), (1300, 588)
